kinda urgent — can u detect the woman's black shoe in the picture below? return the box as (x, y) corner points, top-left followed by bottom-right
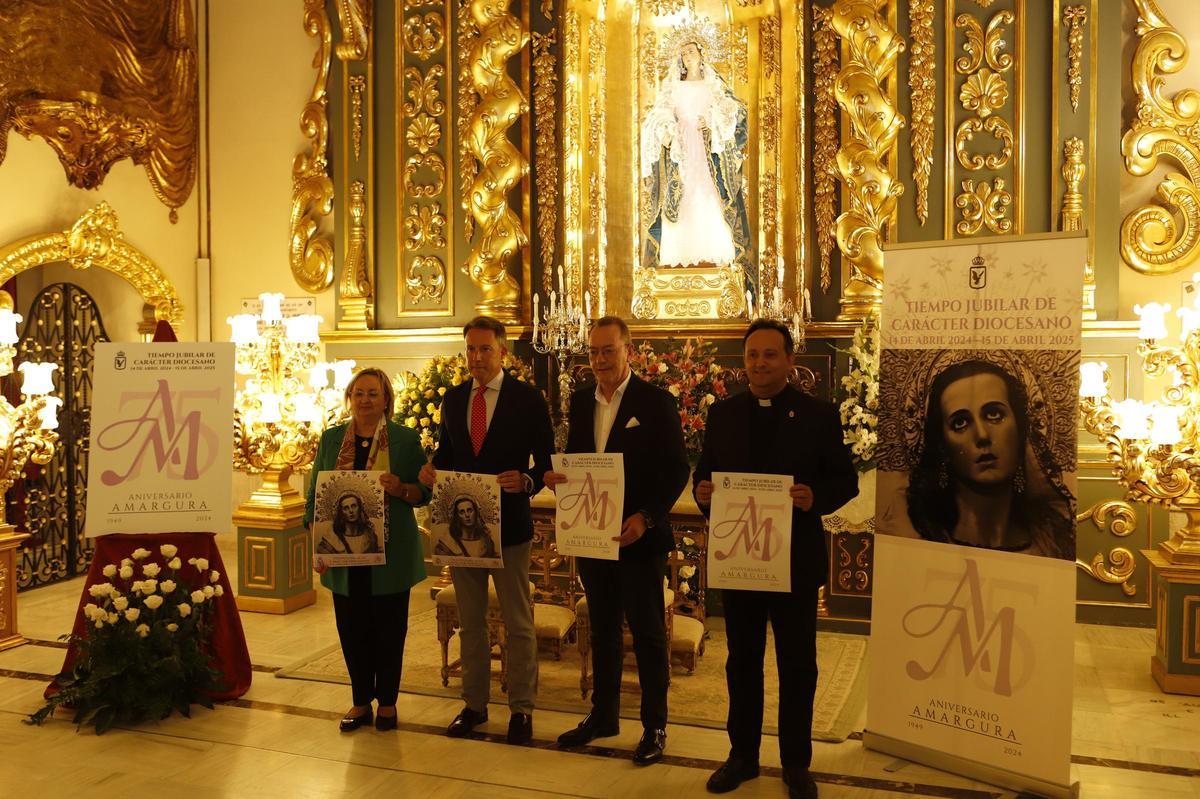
(375, 711), (398, 731)
(339, 708), (373, 732)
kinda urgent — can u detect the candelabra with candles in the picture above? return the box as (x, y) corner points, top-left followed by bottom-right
(1079, 293), (1200, 693)
(227, 292), (352, 613)
(0, 290), (61, 648)
(532, 277), (591, 451)
(746, 260), (811, 351)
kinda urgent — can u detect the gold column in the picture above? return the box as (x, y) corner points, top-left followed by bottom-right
(463, 0), (529, 323)
(831, 0), (904, 321)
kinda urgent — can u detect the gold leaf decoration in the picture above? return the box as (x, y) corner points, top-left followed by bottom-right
(955, 178), (1012, 236)
(403, 152), (446, 197)
(1120, 0), (1200, 275)
(908, 0), (935, 226)
(334, 0), (372, 61)
(1064, 5), (1088, 113)
(403, 65), (446, 117)
(958, 68), (1008, 117)
(813, 7), (839, 292)
(405, 255), (447, 301)
(955, 115), (1014, 170)
(406, 113), (441, 154)
(290, 0), (336, 293)
(532, 31), (559, 294)
(403, 202), (448, 250)
(403, 12), (445, 60)
(348, 75), (365, 160)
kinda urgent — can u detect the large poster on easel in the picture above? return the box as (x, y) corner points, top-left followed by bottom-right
(86, 343), (234, 537)
(868, 233), (1084, 798)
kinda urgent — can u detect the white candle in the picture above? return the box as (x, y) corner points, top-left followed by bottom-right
(259, 292), (285, 324)
(551, 290), (557, 316)
(585, 290), (592, 319)
(533, 294), (540, 339)
(598, 269), (607, 317)
(1078, 362), (1107, 398)
(557, 266), (564, 299)
(776, 260), (784, 293)
(18, 362), (57, 396)
(745, 290), (755, 319)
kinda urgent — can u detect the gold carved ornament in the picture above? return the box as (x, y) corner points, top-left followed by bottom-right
(406, 256), (447, 301)
(953, 10), (1015, 235)
(335, 0), (372, 61)
(831, 0), (905, 319)
(338, 181), (373, 330)
(290, 0), (336, 293)
(955, 178), (1012, 236)
(456, 0), (481, 241)
(532, 31), (559, 295)
(349, 75), (366, 160)
(404, 13), (446, 59)
(1075, 500), (1138, 596)
(403, 65), (446, 117)
(0, 203), (183, 333)
(1121, 0), (1200, 276)
(907, 0), (935, 226)
(1061, 137), (1085, 232)
(812, 7), (839, 293)
(1063, 5), (1087, 113)
(461, 0), (528, 321)
(0, 0), (198, 222)
(403, 202), (448, 250)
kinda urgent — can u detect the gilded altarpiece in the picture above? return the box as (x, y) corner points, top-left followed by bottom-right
(313, 0), (1157, 627)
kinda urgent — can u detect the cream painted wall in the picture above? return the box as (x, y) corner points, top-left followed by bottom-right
(207, 0), (336, 341)
(1118, 0), (1200, 318)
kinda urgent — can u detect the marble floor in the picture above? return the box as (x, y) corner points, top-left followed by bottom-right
(2, 541), (1198, 799)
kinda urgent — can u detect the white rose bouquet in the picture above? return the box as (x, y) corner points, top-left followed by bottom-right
(28, 543), (226, 733)
(836, 315), (880, 472)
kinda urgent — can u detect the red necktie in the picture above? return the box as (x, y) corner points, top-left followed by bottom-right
(470, 384), (487, 455)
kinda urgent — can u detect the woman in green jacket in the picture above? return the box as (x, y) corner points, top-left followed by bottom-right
(305, 366), (430, 732)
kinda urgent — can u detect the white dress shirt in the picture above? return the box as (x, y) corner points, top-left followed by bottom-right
(593, 369), (632, 452)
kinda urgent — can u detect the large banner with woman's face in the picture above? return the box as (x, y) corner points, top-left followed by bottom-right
(867, 233), (1084, 798)
(875, 234), (1084, 561)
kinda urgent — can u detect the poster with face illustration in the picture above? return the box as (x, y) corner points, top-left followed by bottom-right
(875, 234), (1084, 562)
(313, 471), (386, 567)
(429, 471), (503, 568)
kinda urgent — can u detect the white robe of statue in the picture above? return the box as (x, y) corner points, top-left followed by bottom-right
(647, 79), (737, 268)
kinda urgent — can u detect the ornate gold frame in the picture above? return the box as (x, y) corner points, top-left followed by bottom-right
(0, 203), (183, 338)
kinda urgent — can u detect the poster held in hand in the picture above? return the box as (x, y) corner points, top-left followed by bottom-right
(430, 471), (503, 567)
(551, 453), (623, 560)
(313, 470), (387, 566)
(707, 471), (792, 592)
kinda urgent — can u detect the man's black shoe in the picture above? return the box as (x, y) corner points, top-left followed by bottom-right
(507, 712), (533, 744)
(783, 767), (819, 799)
(705, 757), (760, 793)
(445, 706), (488, 738)
(632, 728), (667, 766)
(556, 713), (620, 747)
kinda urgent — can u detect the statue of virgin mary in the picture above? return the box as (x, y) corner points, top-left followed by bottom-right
(640, 17), (754, 292)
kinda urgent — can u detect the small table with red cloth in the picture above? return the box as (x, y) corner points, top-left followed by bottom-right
(46, 532), (252, 701)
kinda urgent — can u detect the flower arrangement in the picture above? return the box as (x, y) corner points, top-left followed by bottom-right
(29, 545), (225, 733)
(837, 315), (880, 472)
(629, 338), (728, 463)
(393, 352), (538, 453)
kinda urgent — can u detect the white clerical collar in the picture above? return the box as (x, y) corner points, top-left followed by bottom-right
(757, 398), (772, 407)
(594, 369), (632, 405)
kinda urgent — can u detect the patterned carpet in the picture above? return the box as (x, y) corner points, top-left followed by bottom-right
(276, 609), (867, 742)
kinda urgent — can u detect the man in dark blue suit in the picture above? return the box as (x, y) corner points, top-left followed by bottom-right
(546, 316), (690, 766)
(419, 316), (554, 744)
(694, 319), (858, 799)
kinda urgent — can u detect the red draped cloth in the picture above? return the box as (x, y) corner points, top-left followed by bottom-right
(47, 533), (252, 700)
(46, 322), (251, 701)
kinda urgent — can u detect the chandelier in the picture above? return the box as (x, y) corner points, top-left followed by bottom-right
(532, 273), (591, 451)
(1079, 298), (1200, 564)
(746, 258), (811, 352)
(228, 293), (352, 519)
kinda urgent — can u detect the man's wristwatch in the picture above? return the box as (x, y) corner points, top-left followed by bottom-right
(637, 510), (653, 528)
